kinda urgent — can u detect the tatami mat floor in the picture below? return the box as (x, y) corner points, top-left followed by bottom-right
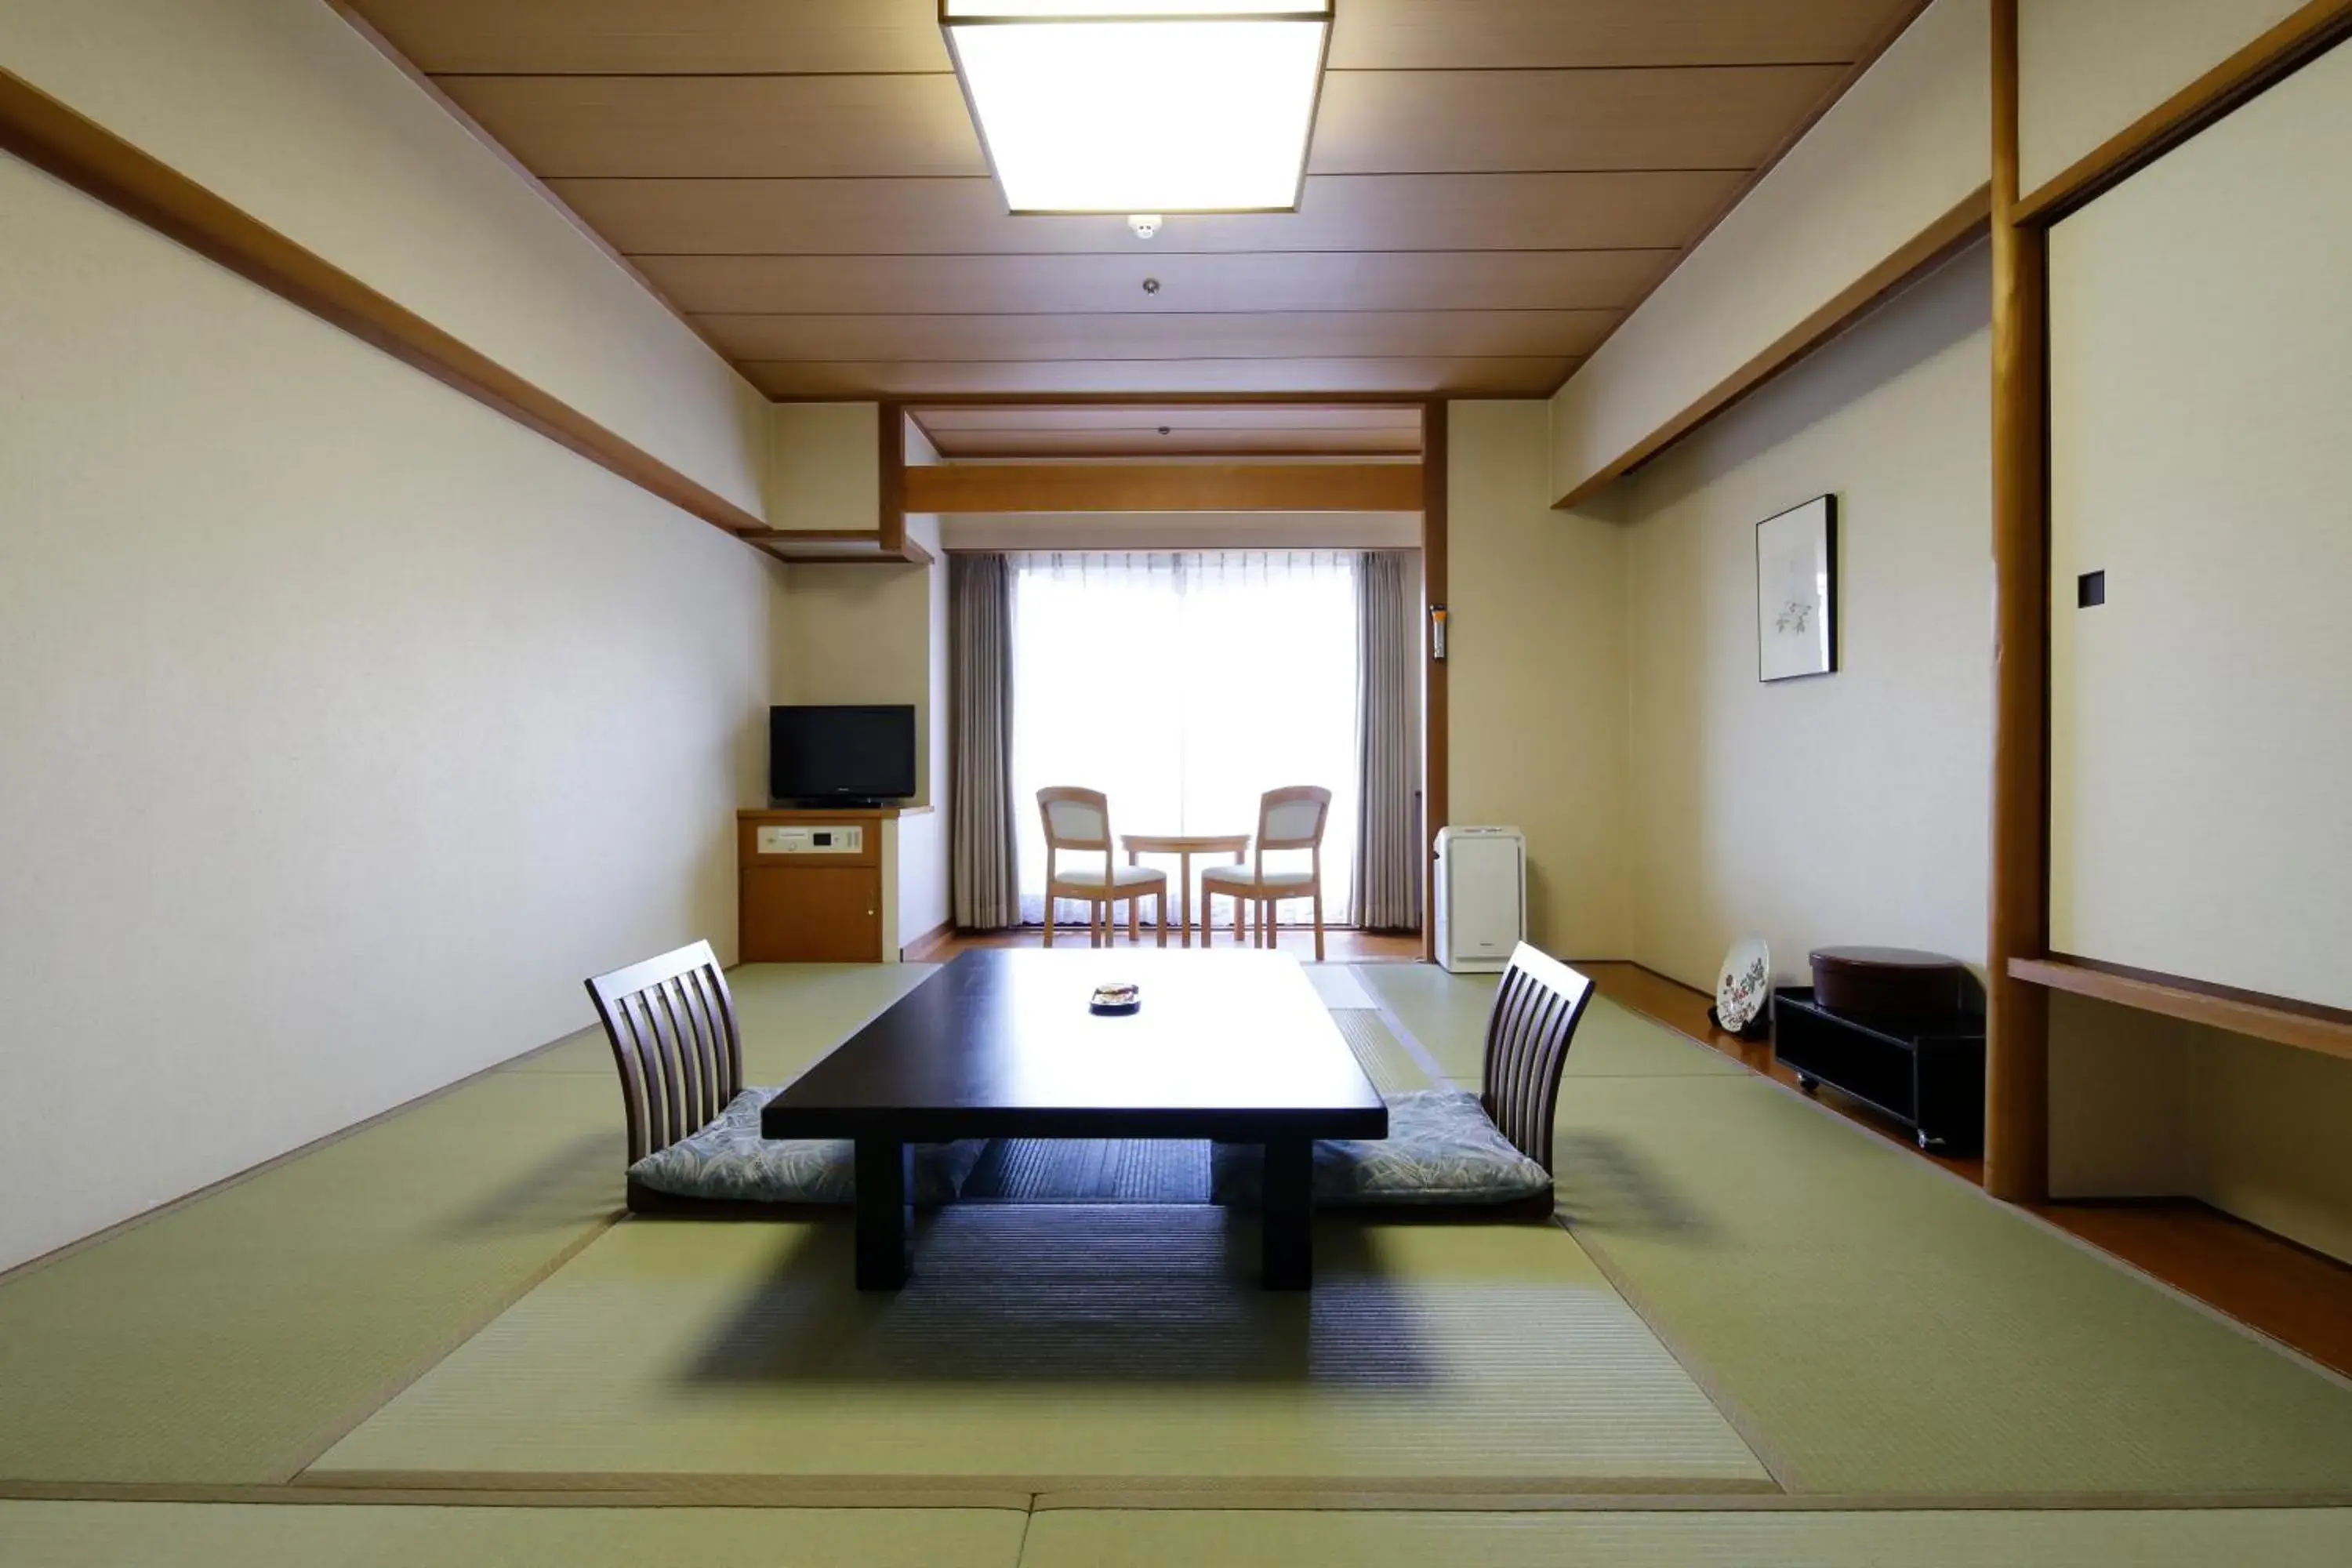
(306, 1208), (1769, 1498)
(2, 958), (2350, 1562)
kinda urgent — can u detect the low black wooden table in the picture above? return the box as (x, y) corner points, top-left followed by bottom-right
(760, 948), (1387, 1290)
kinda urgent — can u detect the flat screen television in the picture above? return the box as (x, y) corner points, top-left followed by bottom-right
(768, 704), (916, 805)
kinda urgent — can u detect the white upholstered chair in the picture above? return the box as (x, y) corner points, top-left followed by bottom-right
(1200, 785), (1332, 960)
(1038, 786), (1167, 947)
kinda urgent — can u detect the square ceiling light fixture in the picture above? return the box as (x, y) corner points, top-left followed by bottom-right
(942, 2), (1333, 215)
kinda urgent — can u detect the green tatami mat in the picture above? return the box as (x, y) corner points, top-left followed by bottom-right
(1348, 966), (1739, 1083)
(0, 1070), (620, 1486)
(518, 962), (940, 1083)
(1555, 1066), (2352, 1497)
(310, 1207), (1770, 1497)
(1347, 964), (1494, 1079)
(0, 1502), (1024, 1568)
(1330, 1007), (1432, 1094)
(0, 964), (937, 1486)
(1022, 1508), (2352, 1567)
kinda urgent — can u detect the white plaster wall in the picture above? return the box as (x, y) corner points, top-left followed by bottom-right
(0, 157), (781, 1272)
(1548, 0), (1989, 504)
(2019, 0), (2305, 193)
(1621, 248), (1994, 994)
(0, 0), (768, 514)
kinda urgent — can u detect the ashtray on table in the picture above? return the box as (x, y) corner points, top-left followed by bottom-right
(1089, 982), (1141, 1016)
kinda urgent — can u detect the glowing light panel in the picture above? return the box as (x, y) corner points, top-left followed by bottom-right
(942, 2), (1332, 213)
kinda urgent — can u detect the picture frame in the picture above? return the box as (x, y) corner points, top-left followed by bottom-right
(1755, 495), (1838, 682)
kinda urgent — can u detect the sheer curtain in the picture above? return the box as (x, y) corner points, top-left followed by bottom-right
(1011, 551), (1359, 924)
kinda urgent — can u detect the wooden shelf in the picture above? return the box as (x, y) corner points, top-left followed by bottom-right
(2009, 954), (2352, 1063)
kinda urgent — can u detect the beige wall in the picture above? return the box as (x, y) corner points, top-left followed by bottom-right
(0, 0), (767, 513)
(2050, 996), (2352, 1265)
(1444, 402), (1631, 958)
(778, 517), (949, 947)
(777, 562), (939, 811)
(1620, 247), (1994, 993)
(2189, 1028), (2352, 1265)
(769, 404), (882, 533)
(0, 154), (782, 1273)
(2019, 0), (2303, 193)
(1547, 0), (1989, 505)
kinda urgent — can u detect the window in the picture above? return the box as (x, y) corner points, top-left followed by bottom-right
(1011, 550), (1359, 922)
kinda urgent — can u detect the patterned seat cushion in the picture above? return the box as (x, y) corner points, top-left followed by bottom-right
(628, 1088), (983, 1207)
(1210, 1089), (1551, 1208)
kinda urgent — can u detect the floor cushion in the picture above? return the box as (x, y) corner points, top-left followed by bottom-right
(628, 1087), (983, 1207)
(1211, 1088), (1552, 1208)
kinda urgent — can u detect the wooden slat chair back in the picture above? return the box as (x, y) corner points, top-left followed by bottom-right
(586, 939), (743, 1165)
(1481, 942), (1596, 1171)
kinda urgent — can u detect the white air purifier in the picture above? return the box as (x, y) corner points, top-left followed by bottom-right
(1433, 826), (1526, 974)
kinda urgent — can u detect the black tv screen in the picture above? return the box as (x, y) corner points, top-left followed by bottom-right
(769, 705), (916, 804)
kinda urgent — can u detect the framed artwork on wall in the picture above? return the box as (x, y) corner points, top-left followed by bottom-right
(1755, 495), (1838, 682)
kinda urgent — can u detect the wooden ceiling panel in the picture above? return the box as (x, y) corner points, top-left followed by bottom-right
(633, 249), (1669, 316)
(697, 310), (1616, 364)
(446, 67), (1846, 183)
(1327, 0), (1921, 69)
(332, 0), (1931, 401)
(347, 0), (953, 74)
(353, 0), (1917, 74)
(435, 74), (986, 179)
(750, 358), (1578, 398)
(550, 172), (1749, 256)
(1310, 66), (1850, 175)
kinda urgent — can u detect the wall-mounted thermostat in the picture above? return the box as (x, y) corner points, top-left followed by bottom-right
(756, 825), (863, 855)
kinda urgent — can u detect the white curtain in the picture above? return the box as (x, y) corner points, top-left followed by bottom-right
(1011, 550), (1359, 924)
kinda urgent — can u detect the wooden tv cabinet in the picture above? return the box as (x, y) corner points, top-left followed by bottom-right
(737, 808), (910, 964)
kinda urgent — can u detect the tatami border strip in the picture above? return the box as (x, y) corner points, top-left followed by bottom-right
(1342, 967), (1463, 1089)
(6, 1478), (2350, 1514)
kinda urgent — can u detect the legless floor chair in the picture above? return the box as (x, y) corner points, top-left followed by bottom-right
(586, 940), (980, 1214)
(1214, 942), (1595, 1218)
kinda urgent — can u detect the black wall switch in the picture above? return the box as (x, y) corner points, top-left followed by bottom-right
(2077, 570), (2107, 608)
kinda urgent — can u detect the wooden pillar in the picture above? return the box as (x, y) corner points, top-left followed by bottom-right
(1421, 401), (1450, 962)
(878, 400), (906, 554)
(1984, 0), (2050, 1203)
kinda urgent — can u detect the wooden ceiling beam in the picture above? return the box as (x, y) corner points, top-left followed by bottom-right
(903, 463), (1422, 515)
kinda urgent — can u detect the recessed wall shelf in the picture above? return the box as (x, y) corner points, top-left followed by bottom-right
(2009, 954), (2352, 1064)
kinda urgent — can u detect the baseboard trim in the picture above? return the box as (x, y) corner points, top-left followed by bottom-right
(902, 920), (956, 963)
